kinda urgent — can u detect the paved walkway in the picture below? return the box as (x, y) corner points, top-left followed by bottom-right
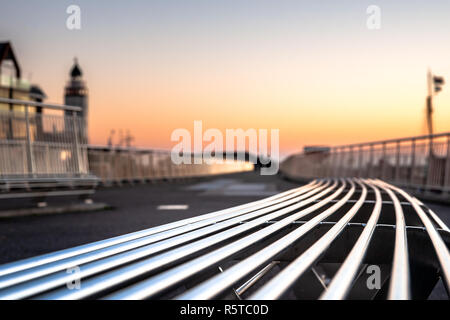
(0, 171), (298, 264)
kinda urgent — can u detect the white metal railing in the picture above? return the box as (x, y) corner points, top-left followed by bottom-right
(87, 146), (254, 184)
(281, 132), (450, 194)
(0, 99), (253, 186)
(0, 98), (89, 179)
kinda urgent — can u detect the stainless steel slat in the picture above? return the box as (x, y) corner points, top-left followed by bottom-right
(375, 179), (450, 292)
(30, 180), (338, 300)
(370, 179), (410, 300)
(0, 182), (326, 299)
(0, 178), (448, 300)
(249, 179), (367, 299)
(101, 180), (344, 299)
(0, 180), (318, 279)
(319, 180), (383, 299)
(177, 179), (355, 299)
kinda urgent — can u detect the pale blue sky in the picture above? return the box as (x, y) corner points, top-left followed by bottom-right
(1, 1), (450, 153)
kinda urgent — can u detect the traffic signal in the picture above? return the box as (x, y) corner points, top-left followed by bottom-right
(433, 76), (445, 94)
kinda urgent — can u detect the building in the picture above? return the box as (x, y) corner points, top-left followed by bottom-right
(65, 58), (88, 143)
(0, 41), (90, 178)
(0, 41), (46, 140)
(0, 41), (88, 143)
(0, 42), (47, 105)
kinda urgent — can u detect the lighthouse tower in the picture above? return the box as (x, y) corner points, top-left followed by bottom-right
(65, 58), (88, 143)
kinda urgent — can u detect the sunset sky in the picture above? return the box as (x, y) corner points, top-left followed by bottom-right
(1, 0), (450, 157)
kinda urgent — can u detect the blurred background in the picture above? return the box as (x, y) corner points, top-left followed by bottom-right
(1, 0), (449, 159)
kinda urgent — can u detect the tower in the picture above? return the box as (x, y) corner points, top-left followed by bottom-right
(65, 58), (88, 143)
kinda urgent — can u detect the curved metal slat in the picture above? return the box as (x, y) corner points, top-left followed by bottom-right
(369, 179), (410, 300)
(0, 180), (318, 279)
(0, 178), (448, 300)
(19, 181), (327, 300)
(425, 208), (450, 232)
(33, 180), (340, 300)
(375, 179), (450, 293)
(411, 198), (450, 232)
(0, 180), (323, 294)
(249, 179), (367, 300)
(0, 181), (327, 299)
(177, 180), (358, 300)
(319, 180), (382, 299)
(100, 180), (346, 300)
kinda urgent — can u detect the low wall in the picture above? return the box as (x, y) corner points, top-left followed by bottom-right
(87, 146), (254, 185)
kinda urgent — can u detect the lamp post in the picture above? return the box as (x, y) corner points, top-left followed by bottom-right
(425, 69), (445, 188)
(426, 69), (445, 136)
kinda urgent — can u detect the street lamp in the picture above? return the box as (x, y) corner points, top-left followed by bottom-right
(426, 70), (445, 136)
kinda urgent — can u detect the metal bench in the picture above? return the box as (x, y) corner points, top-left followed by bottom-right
(0, 178), (448, 300)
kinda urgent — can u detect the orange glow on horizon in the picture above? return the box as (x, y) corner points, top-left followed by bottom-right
(3, 1), (450, 158)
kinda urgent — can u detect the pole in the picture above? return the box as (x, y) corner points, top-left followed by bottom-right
(72, 111), (81, 175)
(426, 69), (434, 158)
(409, 138), (416, 187)
(395, 141), (401, 183)
(25, 105), (35, 176)
(444, 135), (450, 194)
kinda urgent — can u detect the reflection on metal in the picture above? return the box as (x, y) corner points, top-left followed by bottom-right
(0, 179), (447, 300)
(281, 132), (450, 198)
(235, 261), (279, 296)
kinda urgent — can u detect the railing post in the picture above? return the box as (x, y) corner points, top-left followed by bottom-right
(425, 135), (434, 189)
(24, 105), (35, 176)
(368, 144), (374, 178)
(71, 111), (81, 175)
(334, 147), (340, 177)
(167, 153), (174, 179)
(112, 149), (119, 184)
(357, 145), (363, 177)
(99, 151), (105, 184)
(409, 138), (416, 187)
(331, 148), (337, 177)
(348, 146), (353, 177)
(394, 141), (401, 183)
(327, 148), (334, 177)
(444, 134), (450, 194)
(127, 151), (133, 183)
(138, 152), (145, 183)
(149, 152), (155, 180)
(380, 142), (386, 180)
(340, 147), (345, 177)
(45, 144), (50, 175)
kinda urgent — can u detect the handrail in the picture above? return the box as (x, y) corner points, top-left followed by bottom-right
(330, 131), (450, 150)
(281, 132), (450, 196)
(0, 97), (82, 112)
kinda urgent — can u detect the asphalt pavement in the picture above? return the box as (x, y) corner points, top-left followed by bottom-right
(0, 171), (298, 264)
